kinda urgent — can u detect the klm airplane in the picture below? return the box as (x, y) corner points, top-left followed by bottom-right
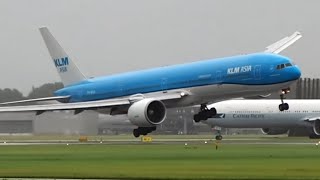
(0, 28), (302, 137)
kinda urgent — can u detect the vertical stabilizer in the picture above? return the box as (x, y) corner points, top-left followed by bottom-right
(39, 27), (87, 86)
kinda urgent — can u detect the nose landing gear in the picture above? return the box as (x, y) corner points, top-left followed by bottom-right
(279, 88), (290, 111)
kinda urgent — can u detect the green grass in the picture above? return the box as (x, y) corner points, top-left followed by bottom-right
(0, 142), (320, 179)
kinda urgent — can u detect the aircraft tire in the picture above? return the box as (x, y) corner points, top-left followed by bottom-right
(209, 108), (217, 117)
(194, 114), (201, 122)
(309, 133), (320, 139)
(133, 129), (140, 138)
(215, 135), (222, 140)
(279, 104), (285, 111)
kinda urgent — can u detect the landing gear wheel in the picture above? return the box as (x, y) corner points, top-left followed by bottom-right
(279, 89), (290, 111)
(215, 135), (222, 140)
(133, 129), (140, 138)
(194, 114), (201, 123)
(193, 104), (217, 122)
(279, 104), (284, 111)
(279, 103), (289, 111)
(133, 127), (157, 138)
(201, 112), (209, 121)
(309, 133), (320, 139)
(208, 108), (217, 117)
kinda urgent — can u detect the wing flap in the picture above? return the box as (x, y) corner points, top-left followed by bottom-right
(304, 117), (320, 121)
(0, 96), (71, 106)
(147, 91), (188, 101)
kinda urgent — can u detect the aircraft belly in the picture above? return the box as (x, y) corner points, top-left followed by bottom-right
(186, 81), (295, 105)
(185, 84), (250, 105)
(131, 80), (297, 109)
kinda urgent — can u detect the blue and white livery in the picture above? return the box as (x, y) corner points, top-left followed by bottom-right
(0, 28), (302, 137)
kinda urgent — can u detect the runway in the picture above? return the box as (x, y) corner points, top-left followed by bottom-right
(0, 136), (317, 145)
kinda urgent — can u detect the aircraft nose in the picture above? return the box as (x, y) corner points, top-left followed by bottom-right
(290, 65), (301, 80)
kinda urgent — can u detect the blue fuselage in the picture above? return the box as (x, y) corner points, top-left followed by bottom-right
(55, 53), (301, 102)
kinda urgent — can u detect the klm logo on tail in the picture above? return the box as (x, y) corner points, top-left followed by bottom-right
(54, 57), (69, 73)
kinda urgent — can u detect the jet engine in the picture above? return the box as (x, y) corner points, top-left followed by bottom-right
(312, 120), (320, 135)
(261, 128), (288, 135)
(128, 98), (166, 127)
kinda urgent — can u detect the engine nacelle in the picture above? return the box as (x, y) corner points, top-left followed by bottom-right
(128, 98), (166, 127)
(313, 120), (320, 135)
(261, 128), (288, 135)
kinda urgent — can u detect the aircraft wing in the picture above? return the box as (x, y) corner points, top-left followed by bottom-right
(0, 98), (131, 113)
(265, 31), (302, 54)
(0, 91), (187, 114)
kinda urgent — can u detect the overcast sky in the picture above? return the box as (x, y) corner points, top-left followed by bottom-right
(0, 0), (318, 94)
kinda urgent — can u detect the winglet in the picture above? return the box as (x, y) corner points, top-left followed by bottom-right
(39, 27), (87, 86)
(265, 31), (302, 54)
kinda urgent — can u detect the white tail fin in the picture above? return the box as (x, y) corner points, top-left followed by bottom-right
(39, 27), (87, 86)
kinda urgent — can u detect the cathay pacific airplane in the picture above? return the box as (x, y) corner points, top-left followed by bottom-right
(0, 27), (302, 137)
(204, 100), (320, 140)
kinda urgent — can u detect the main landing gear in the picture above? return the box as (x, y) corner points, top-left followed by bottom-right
(133, 127), (156, 138)
(212, 126), (223, 140)
(215, 129), (223, 140)
(193, 104), (217, 122)
(279, 88), (290, 111)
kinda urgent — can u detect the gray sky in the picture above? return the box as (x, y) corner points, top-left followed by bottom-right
(0, 0), (318, 95)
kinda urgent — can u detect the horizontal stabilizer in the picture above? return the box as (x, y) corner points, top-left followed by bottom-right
(265, 31), (302, 54)
(304, 117), (320, 121)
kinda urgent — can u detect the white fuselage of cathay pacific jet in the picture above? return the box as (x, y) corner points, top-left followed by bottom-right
(204, 100), (320, 137)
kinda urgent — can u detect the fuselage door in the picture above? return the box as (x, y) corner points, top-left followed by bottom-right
(117, 81), (127, 97)
(254, 65), (261, 80)
(161, 78), (168, 91)
(216, 71), (222, 84)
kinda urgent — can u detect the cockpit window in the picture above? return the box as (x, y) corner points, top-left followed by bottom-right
(276, 63), (292, 70)
(285, 63), (292, 67)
